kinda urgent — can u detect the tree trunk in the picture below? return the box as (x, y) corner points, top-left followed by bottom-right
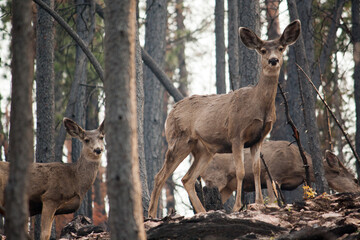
(35, 0), (56, 238)
(215, 0), (226, 93)
(238, 0), (260, 87)
(136, 23), (151, 217)
(287, 0), (329, 194)
(353, 0), (360, 178)
(104, 0), (145, 238)
(228, 0), (239, 90)
(143, 0), (168, 218)
(5, 0), (34, 238)
(73, 0), (96, 218)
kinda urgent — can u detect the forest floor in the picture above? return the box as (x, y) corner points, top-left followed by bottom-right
(61, 192), (360, 239)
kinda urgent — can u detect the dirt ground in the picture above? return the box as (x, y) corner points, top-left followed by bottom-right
(57, 192), (360, 239)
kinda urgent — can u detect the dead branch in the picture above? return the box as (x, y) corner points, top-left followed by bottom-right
(260, 153), (285, 207)
(278, 83), (311, 186)
(295, 63), (360, 167)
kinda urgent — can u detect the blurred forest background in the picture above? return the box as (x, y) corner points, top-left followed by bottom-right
(0, 0), (359, 238)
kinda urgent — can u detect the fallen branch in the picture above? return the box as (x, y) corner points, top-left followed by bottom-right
(295, 63), (360, 167)
(278, 83), (311, 186)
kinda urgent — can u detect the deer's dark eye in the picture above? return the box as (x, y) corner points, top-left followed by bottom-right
(99, 136), (104, 141)
(84, 139), (90, 143)
(279, 47), (284, 52)
(260, 49), (266, 54)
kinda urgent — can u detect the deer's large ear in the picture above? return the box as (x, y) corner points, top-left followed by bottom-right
(98, 119), (105, 135)
(63, 118), (85, 139)
(324, 150), (340, 170)
(239, 27), (263, 50)
(279, 20), (301, 46)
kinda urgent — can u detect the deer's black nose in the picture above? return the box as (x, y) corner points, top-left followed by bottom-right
(268, 58), (279, 66)
(94, 148), (102, 155)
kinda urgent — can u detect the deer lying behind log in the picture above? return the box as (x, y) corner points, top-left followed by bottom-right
(201, 140), (360, 204)
(148, 20), (301, 217)
(0, 118), (105, 240)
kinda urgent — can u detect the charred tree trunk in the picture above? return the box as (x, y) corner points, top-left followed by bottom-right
(238, 0), (260, 87)
(35, 0), (56, 238)
(104, 0), (145, 238)
(215, 0), (226, 93)
(228, 0), (239, 90)
(5, 0), (34, 238)
(353, 0), (360, 179)
(144, 0), (168, 218)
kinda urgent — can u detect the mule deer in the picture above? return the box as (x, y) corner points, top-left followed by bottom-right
(0, 118), (105, 240)
(148, 20), (301, 217)
(202, 140), (360, 204)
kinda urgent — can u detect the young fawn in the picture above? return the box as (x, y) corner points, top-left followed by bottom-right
(0, 118), (105, 240)
(148, 20), (301, 217)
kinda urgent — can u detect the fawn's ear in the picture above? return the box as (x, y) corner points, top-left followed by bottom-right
(279, 20), (301, 46)
(324, 150), (340, 171)
(98, 119), (105, 135)
(63, 118), (85, 140)
(239, 27), (263, 50)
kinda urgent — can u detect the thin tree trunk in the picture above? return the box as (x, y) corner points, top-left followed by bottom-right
(287, 0), (329, 194)
(35, 0), (56, 238)
(215, 0), (226, 93)
(227, 0), (239, 90)
(5, 0), (34, 238)
(73, 0), (95, 218)
(143, 0), (168, 218)
(353, 0), (360, 178)
(238, 0), (260, 87)
(104, 0), (145, 238)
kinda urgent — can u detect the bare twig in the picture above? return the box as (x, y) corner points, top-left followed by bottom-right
(278, 83), (311, 186)
(295, 63), (360, 167)
(260, 153), (285, 207)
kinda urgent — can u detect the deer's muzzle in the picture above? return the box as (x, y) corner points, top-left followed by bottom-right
(268, 58), (279, 66)
(94, 148), (102, 155)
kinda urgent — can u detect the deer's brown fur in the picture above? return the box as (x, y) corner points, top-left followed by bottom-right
(0, 118), (105, 240)
(202, 140), (360, 204)
(148, 20), (301, 217)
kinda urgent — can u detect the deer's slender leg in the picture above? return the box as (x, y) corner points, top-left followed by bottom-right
(182, 146), (213, 213)
(220, 186), (234, 204)
(232, 141), (245, 212)
(40, 201), (57, 240)
(251, 143), (264, 204)
(148, 137), (192, 218)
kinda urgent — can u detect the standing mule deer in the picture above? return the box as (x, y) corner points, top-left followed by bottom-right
(202, 140), (360, 205)
(148, 20), (301, 217)
(0, 118), (105, 240)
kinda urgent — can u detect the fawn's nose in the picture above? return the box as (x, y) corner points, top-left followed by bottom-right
(94, 148), (102, 155)
(268, 58), (279, 66)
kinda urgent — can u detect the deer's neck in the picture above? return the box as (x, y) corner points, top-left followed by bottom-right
(254, 70), (280, 108)
(75, 153), (101, 196)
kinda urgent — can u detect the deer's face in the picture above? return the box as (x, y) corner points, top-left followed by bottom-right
(257, 40), (285, 76)
(64, 118), (105, 159)
(82, 129), (105, 159)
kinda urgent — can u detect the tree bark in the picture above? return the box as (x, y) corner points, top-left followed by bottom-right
(287, 0), (329, 194)
(35, 0), (56, 238)
(5, 0), (34, 238)
(104, 0), (145, 238)
(228, 0), (239, 90)
(353, 0), (360, 178)
(215, 0), (226, 93)
(72, 0), (95, 218)
(238, 0), (261, 87)
(143, 0), (168, 216)
(136, 23), (150, 217)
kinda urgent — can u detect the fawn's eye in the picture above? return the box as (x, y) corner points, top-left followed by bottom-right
(260, 49), (266, 54)
(99, 136), (104, 141)
(84, 139), (90, 143)
(279, 47), (284, 52)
